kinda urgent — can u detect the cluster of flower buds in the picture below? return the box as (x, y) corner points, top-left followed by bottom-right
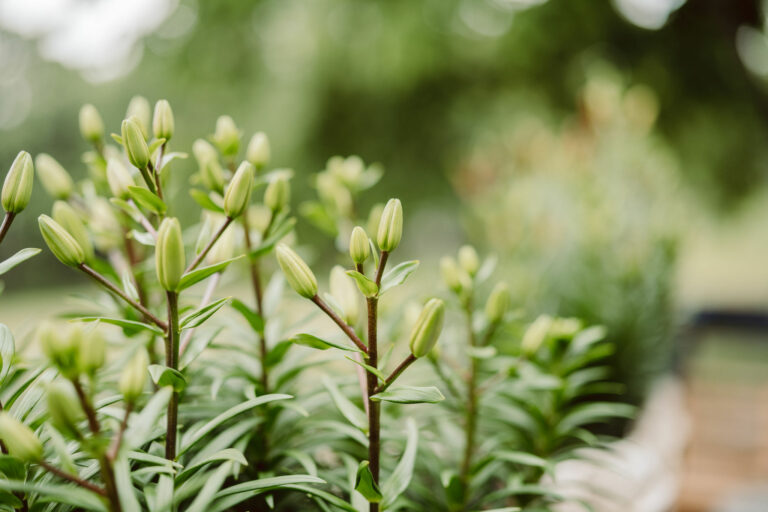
(1, 151), (34, 214)
(39, 323), (105, 379)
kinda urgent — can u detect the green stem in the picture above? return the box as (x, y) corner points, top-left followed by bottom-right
(241, 214), (269, 392)
(0, 212), (15, 247)
(460, 304), (479, 504)
(39, 461), (107, 497)
(374, 354), (417, 394)
(185, 217), (233, 273)
(165, 291), (180, 460)
(312, 295), (368, 353)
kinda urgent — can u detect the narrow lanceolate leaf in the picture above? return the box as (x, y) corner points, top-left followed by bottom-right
(121, 271), (140, 302)
(0, 480), (107, 511)
(291, 333), (362, 353)
(128, 185), (167, 215)
(189, 189), (224, 213)
(346, 270), (378, 297)
(209, 476), (327, 512)
(180, 297), (230, 329)
(495, 451), (550, 470)
(250, 217), (296, 258)
(148, 365), (187, 393)
(379, 260), (419, 294)
(186, 461), (234, 512)
(0, 324), (14, 385)
(355, 461), (382, 503)
(114, 455), (142, 512)
(323, 377), (367, 431)
(370, 386), (445, 404)
(159, 151), (188, 172)
(124, 387), (173, 449)
(0, 248), (41, 276)
(176, 449), (248, 486)
(556, 402), (635, 435)
(344, 355), (386, 381)
(178, 256), (244, 290)
(130, 229), (156, 247)
(382, 418), (418, 507)
(76, 317), (165, 335)
(230, 299), (264, 334)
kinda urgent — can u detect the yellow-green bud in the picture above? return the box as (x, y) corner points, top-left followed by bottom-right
(223, 161), (254, 218)
(38, 214), (85, 267)
(212, 115), (240, 157)
(201, 159), (225, 193)
(35, 154), (73, 200)
(39, 322), (80, 377)
(0, 413), (42, 462)
(126, 96), (151, 138)
(79, 104), (104, 143)
(458, 245), (480, 277)
(206, 219), (236, 265)
(521, 315), (552, 356)
(330, 265), (359, 325)
(153, 99), (174, 141)
(440, 256), (465, 293)
(377, 198), (403, 252)
(409, 298), (445, 358)
(78, 328), (106, 375)
(349, 226), (370, 264)
(246, 132), (270, 168)
(264, 175), (290, 212)
(276, 243), (318, 299)
(47, 383), (84, 438)
(193, 138), (218, 166)
(121, 118), (150, 170)
(485, 281), (510, 324)
(119, 348), (149, 401)
(52, 201), (93, 262)
(1, 151), (34, 214)
(155, 217), (185, 292)
(106, 158), (135, 199)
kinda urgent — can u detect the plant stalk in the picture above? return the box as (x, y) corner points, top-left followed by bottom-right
(373, 354), (417, 394)
(241, 215), (270, 392)
(460, 304), (479, 502)
(39, 461), (107, 497)
(165, 291), (180, 460)
(0, 212), (14, 246)
(311, 295), (368, 353)
(185, 217), (233, 273)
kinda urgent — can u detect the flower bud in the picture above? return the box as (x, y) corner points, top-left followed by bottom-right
(79, 104), (104, 143)
(276, 243), (318, 299)
(330, 265), (359, 325)
(440, 256), (466, 293)
(35, 154), (73, 200)
(206, 221), (236, 265)
(38, 214), (85, 267)
(78, 328), (106, 375)
(316, 173), (352, 216)
(223, 161), (254, 218)
(39, 322), (80, 377)
(119, 348), (149, 402)
(201, 159), (225, 193)
(367, 203), (384, 238)
(126, 95), (151, 138)
(264, 175), (290, 212)
(90, 198), (122, 251)
(52, 201), (93, 262)
(106, 158), (135, 199)
(193, 138), (218, 166)
(485, 281), (510, 324)
(121, 118), (150, 170)
(521, 315), (552, 356)
(212, 115), (240, 157)
(409, 298), (445, 358)
(0, 413), (42, 462)
(155, 217), (185, 292)
(246, 132), (270, 168)
(349, 226), (370, 264)
(1, 151), (34, 214)
(47, 383), (84, 438)
(377, 198), (403, 252)
(152, 99), (174, 141)
(458, 245), (480, 277)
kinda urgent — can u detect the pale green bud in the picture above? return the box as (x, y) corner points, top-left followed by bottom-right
(223, 161), (254, 218)
(276, 243), (318, 299)
(89, 199), (122, 251)
(409, 298), (445, 358)
(121, 118), (150, 170)
(377, 198), (403, 252)
(330, 265), (359, 325)
(79, 104), (104, 143)
(38, 214), (85, 267)
(78, 328), (106, 375)
(349, 226), (370, 264)
(440, 256), (466, 293)
(39, 322), (80, 377)
(1, 151), (34, 213)
(52, 201), (93, 262)
(126, 96), (151, 138)
(458, 245), (480, 277)
(246, 132), (270, 168)
(485, 281), (510, 324)
(264, 175), (290, 212)
(0, 413), (42, 462)
(47, 383), (84, 438)
(106, 158), (135, 199)
(212, 115), (240, 157)
(317, 173), (352, 216)
(152, 99), (174, 141)
(155, 217), (185, 292)
(521, 315), (552, 356)
(201, 159), (225, 193)
(119, 348), (149, 401)
(366, 203), (384, 239)
(329, 155), (364, 188)
(35, 154), (73, 200)
(206, 223), (236, 265)
(193, 138), (218, 166)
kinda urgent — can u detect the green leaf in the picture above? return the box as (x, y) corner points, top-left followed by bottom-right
(370, 386), (445, 404)
(180, 297), (230, 329)
(159, 151), (188, 172)
(291, 333), (362, 353)
(0, 248), (40, 276)
(128, 185), (167, 215)
(121, 271), (140, 302)
(148, 138), (167, 154)
(344, 355), (386, 381)
(346, 270), (378, 297)
(190, 189), (225, 213)
(179, 256), (244, 290)
(0, 455), (24, 480)
(382, 418), (418, 507)
(495, 451), (550, 469)
(187, 461), (234, 512)
(264, 340), (292, 367)
(355, 461), (382, 503)
(0, 325), (14, 386)
(0, 480), (107, 511)
(111, 133), (123, 145)
(300, 201), (337, 236)
(230, 298), (264, 334)
(114, 455), (142, 512)
(177, 449), (248, 486)
(76, 317), (164, 335)
(124, 387), (173, 449)
(557, 402), (635, 435)
(130, 229), (156, 246)
(323, 377), (367, 431)
(379, 260), (419, 294)
(148, 365), (187, 393)
(250, 217), (296, 258)
(467, 346), (497, 359)
(209, 476), (327, 512)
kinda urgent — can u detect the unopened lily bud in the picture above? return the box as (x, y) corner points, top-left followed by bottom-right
(264, 175), (290, 212)
(206, 223), (236, 265)
(39, 322), (80, 377)
(193, 138), (218, 166)
(119, 348), (149, 401)
(121, 118), (150, 170)
(0, 413), (42, 462)
(106, 158), (135, 199)
(47, 383), (84, 438)
(201, 159), (225, 193)
(330, 265), (359, 325)
(246, 132), (270, 169)
(38, 214), (85, 267)
(35, 154), (73, 200)
(1, 151), (34, 213)
(223, 161), (254, 218)
(521, 315), (552, 356)
(212, 115), (240, 157)
(78, 328), (105, 375)
(440, 256), (465, 293)
(152, 99), (174, 141)
(458, 245), (480, 277)
(485, 281), (510, 324)
(89, 198), (121, 251)
(377, 198), (403, 252)
(349, 226), (370, 264)
(155, 217), (185, 292)
(276, 243), (317, 299)
(409, 298), (445, 358)
(126, 96), (151, 138)
(52, 201), (93, 262)
(79, 104), (104, 143)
